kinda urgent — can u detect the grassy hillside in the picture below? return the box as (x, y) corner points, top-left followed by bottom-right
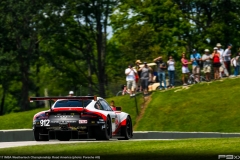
(135, 77), (240, 132)
(1, 77), (240, 132)
(0, 95), (143, 130)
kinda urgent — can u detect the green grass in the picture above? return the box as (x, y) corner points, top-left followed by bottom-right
(1, 77), (240, 132)
(0, 138), (240, 159)
(135, 77), (240, 132)
(106, 95), (144, 126)
(0, 108), (48, 130)
(0, 95), (143, 130)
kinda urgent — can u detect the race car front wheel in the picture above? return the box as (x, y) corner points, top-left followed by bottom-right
(96, 116), (112, 140)
(118, 116), (133, 140)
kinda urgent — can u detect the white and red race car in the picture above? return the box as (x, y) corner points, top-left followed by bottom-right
(30, 96), (133, 141)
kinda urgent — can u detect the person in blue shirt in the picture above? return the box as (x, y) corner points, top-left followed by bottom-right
(190, 49), (202, 82)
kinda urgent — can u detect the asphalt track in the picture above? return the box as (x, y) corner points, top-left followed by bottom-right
(0, 139), (173, 149)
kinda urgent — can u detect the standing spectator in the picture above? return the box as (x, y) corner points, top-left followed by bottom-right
(223, 44), (232, 76)
(68, 91), (74, 96)
(167, 56), (175, 88)
(190, 49), (202, 82)
(216, 43), (228, 77)
(125, 64), (137, 97)
(153, 56), (167, 90)
(202, 49), (212, 81)
(212, 47), (221, 80)
(232, 52), (240, 76)
(181, 53), (191, 86)
(135, 60), (142, 92)
(138, 62), (152, 95)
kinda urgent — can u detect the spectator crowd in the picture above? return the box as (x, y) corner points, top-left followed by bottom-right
(124, 43), (240, 96)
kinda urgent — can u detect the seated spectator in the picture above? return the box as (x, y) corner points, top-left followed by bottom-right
(110, 100), (116, 111)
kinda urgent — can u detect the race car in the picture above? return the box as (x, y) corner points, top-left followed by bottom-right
(30, 96), (133, 141)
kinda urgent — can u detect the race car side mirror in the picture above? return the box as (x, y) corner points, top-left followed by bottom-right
(115, 107), (122, 111)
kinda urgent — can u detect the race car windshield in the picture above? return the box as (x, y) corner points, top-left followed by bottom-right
(54, 100), (91, 108)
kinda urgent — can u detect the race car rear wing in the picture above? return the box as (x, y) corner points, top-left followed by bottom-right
(29, 96), (97, 102)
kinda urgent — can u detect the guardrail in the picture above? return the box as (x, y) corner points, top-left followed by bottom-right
(1, 130), (240, 142)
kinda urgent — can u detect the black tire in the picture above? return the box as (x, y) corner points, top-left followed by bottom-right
(34, 127), (49, 141)
(58, 137), (70, 141)
(96, 116), (112, 140)
(118, 116), (133, 140)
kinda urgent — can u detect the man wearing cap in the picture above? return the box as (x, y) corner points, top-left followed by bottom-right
(68, 91), (74, 97)
(138, 62), (152, 95)
(216, 43), (228, 77)
(190, 49), (202, 82)
(153, 56), (167, 90)
(135, 60), (142, 92)
(223, 44), (232, 76)
(125, 64), (137, 97)
(202, 49), (212, 81)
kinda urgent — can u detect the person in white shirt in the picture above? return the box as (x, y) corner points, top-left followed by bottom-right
(216, 43), (228, 77)
(167, 56), (175, 88)
(223, 44), (232, 76)
(201, 49), (212, 81)
(125, 64), (137, 97)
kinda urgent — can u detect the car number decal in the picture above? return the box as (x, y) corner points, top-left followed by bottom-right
(79, 120), (88, 124)
(40, 119), (50, 126)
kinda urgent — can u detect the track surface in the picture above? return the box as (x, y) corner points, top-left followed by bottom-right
(0, 139), (173, 149)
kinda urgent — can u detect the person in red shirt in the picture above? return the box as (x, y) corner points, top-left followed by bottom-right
(110, 100), (116, 111)
(212, 47), (221, 80)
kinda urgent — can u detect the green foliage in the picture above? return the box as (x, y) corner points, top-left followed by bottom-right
(1, 0), (240, 115)
(0, 108), (46, 130)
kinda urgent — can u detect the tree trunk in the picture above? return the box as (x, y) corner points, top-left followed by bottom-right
(35, 43), (41, 107)
(96, 2), (106, 98)
(20, 55), (30, 111)
(0, 88), (6, 115)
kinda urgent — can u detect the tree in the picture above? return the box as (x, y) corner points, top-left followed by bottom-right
(0, 0), (48, 111)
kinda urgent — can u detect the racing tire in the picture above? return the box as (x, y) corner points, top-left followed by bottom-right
(58, 138), (70, 141)
(96, 116), (112, 140)
(34, 127), (49, 141)
(118, 116), (133, 140)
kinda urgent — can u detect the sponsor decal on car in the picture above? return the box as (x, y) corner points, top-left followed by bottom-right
(79, 120), (88, 124)
(54, 115), (74, 118)
(112, 118), (115, 123)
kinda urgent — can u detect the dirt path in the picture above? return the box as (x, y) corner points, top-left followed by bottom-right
(133, 94), (152, 130)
